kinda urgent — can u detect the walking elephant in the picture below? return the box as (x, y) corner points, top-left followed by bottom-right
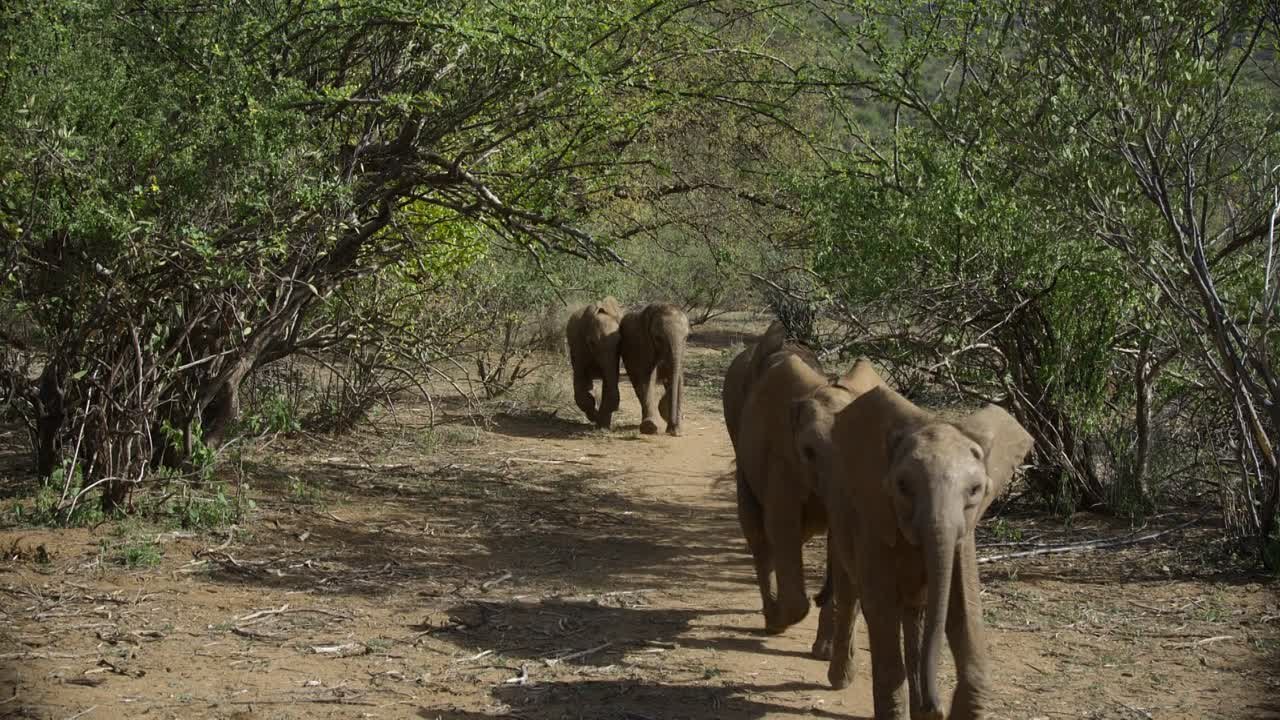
(721, 321), (820, 454)
(730, 323), (881, 659)
(817, 382), (1033, 720)
(620, 303), (689, 436)
(565, 298), (624, 429)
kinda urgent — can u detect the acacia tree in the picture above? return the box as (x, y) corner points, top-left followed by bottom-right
(0, 0), (778, 512)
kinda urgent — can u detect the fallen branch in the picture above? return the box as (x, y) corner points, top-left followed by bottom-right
(977, 513), (1205, 564)
(506, 456), (591, 466)
(237, 604), (290, 623)
(1172, 635), (1234, 648)
(481, 571), (513, 591)
(544, 641), (611, 667)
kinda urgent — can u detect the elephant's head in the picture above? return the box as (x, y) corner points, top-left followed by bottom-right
(879, 400), (1033, 714)
(791, 358), (883, 490)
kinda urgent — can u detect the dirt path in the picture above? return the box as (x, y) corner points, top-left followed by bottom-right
(2, 337), (1278, 719)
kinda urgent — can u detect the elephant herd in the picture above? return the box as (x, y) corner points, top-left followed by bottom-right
(564, 307), (1034, 719)
(565, 298), (688, 436)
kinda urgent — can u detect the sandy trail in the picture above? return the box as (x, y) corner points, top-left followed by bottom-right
(1, 338), (1274, 719)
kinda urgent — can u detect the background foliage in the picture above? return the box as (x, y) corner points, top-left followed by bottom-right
(2, 0), (1278, 566)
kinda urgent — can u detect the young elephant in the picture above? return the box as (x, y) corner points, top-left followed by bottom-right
(819, 383), (1033, 720)
(722, 321), (821, 454)
(733, 337), (878, 658)
(620, 303), (689, 435)
(565, 298), (624, 429)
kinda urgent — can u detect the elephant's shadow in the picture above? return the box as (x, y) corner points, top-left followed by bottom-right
(451, 410), (597, 440)
(418, 679), (870, 719)
(414, 597), (869, 720)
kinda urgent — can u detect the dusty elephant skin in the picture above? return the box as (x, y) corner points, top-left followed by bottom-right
(787, 356), (884, 665)
(820, 381), (1034, 720)
(721, 321), (820, 454)
(620, 303), (689, 435)
(724, 323), (877, 659)
(565, 297), (624, 429)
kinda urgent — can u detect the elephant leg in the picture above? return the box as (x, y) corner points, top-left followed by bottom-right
(572, 369), (597, 424)
(903, 605), (927, 718)
(635, 370), (660, 434)
(597, 357), (620, 430)
(826, 556), (860, 689)
(736, 471), (777, 627)
(945, 539), (992, 720)
(764, 504), (809, 630)
(812, 538), (836, 660)
(862, 572), (909, 720)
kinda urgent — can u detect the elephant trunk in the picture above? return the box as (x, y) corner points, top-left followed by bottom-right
(920, 520), (959, 715)
(668, 340), (683, 432)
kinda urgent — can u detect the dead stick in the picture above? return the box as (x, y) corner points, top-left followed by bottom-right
(977, 513), (1205, 564)
(544, 641), (611, 666)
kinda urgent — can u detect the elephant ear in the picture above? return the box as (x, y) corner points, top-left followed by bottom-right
(832, 384), (930, 548)
(597, 296), (623, 319)
(749, 322), (788, 377)
(834, 357), (883, 397)
(957, 405), (1034, 517)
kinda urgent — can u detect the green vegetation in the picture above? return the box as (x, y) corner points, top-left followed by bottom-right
(1, 1), (1277, 567)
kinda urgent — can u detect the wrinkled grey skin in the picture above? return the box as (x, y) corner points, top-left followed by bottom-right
(620, 303), (689, 436)
(817, 382), (1034, 720)
(565, 298), (623, 429)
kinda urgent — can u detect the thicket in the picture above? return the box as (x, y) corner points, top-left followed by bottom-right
(1, 1), (1277, 567)
(789, 0), (1280, 564)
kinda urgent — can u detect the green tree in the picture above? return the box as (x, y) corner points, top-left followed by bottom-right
(0, 0), (775, 512)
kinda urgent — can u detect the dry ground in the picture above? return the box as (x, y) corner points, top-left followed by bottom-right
(1, 316), (1277, 719)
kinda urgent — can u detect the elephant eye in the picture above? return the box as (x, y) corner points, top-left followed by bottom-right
(802, 445), (816, 462)
(897, 476), (911, 497)
(966, 483), (983, 504)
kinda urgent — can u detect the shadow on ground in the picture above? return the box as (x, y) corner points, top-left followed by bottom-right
(418, 679), (867, 720)
(200, 456), (756, 599)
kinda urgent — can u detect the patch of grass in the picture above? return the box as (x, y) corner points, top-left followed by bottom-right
(132, 476), (253, 531)
(104, 536), (163, 568)
(990, 518), (1023, 542)
(288, 475), (325, 506)
(515, 373), (569, 412)
(100, 515), (163, 566)
(6, 465), (107, 528)
(366, 637), (393, 655)
(434, 423), (482, 448)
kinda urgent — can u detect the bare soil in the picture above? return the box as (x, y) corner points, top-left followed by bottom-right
(1, 320), (1278, 719)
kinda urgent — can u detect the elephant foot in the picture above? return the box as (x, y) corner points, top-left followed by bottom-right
(827, 659), (854, 690)
(767, 598), (809, 631)
(911, 712), (944, 720)
(639, 419), (659, 434)
(665, 424), (681, 437)
(811, 636), (833, 660)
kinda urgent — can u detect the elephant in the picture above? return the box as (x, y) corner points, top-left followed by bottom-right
(721, 321), (821, 454)
(565, 297), (624, 429)
(730, 326), (880, 659)
(620, 302), (689, 435)
(815, 381), (1033, 720)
